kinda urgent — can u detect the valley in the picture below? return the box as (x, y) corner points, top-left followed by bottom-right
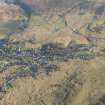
(0, 0), (105, 105)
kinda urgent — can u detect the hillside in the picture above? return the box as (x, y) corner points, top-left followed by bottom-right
(0, 2), (27, 35)
(0, 0), (105, 105)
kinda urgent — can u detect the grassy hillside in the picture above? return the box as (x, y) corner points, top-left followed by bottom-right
(0, 0), (105, 105)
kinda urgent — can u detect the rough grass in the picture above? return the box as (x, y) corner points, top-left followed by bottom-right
(1, 58), (105, 105)
(1, 7), (105, 105)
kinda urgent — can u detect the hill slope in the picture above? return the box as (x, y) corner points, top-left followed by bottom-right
(0, 0), (105, 105)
